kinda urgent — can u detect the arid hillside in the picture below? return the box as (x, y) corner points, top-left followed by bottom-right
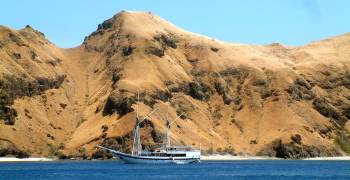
(1, 11), (350, 159)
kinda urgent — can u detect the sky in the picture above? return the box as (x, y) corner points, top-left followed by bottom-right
(0, 0), (349, 48)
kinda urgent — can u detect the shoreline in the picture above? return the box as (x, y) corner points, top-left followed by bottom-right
(202, 154), (350, 161)
(2, 155), (350, 162)
(201, 154), (278, 160)
(302, 156), (350, 160)
(0, 157), (53, 162)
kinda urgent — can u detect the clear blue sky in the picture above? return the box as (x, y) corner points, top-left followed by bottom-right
(1, 0), (349, 48)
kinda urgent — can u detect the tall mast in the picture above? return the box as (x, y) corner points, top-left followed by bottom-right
(165, 103), (170, 148)
(136, 91), (139, 120)
(164, 111), (185, 150)
(132, 94), (158, 156)
(132, 124), (140, 155)
(132, 90), (141, 155)
(136, 91), (141, 155)
(135, 125), (141, 155)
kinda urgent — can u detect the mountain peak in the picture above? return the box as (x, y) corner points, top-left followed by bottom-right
(84, 11), (183, 42)
(93, 11), (158, 32)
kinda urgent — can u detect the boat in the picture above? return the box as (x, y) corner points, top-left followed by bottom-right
(98, 95), (201, 164)
(98, 145), (200, 164)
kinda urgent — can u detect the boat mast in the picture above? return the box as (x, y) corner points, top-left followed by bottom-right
(165, 103), (170, 148)
(132, 92), (158, 156)
(132, 91), (141, 156)
(164, 108), (185, 150)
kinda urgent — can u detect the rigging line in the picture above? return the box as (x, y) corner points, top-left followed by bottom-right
(137, 108), (159, 126)
(168, 112), (185, 126)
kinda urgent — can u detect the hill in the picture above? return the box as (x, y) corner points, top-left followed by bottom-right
(1, 11), (350, 159)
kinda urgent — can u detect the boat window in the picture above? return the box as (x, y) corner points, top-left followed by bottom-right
(167, 154), (186, 157)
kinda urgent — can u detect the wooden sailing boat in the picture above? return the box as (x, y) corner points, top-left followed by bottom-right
(98, 92), (201, 164)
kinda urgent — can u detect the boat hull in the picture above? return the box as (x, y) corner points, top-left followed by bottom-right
(99, 146), (200, 164)
(113, 152), (200, 164)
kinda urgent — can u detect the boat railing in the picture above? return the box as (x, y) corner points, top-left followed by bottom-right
(165, 146), (200, 151)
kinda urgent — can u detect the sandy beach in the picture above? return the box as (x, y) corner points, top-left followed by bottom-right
(201, 154), (278, 160)
(202, 154), (350, 161)
(303, 156), (350, 160)
(0, 157), (53, 162)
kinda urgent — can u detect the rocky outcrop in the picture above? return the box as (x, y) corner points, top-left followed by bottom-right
(0, 140), (29, 158)
(258, 139), (340, 159)
(102, 91), (136, 117)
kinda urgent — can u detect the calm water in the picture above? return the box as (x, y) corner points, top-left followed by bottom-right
(1, 160), (350, 180)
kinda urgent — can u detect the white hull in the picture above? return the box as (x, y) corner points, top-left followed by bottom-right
(113, 152), (200, 164)
(100, 146), (200, 164)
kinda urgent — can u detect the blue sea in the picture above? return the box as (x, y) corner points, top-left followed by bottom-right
(1, 160), (350, 179)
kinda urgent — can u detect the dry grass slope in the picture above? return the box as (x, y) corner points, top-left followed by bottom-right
(0, 11), (350, 159)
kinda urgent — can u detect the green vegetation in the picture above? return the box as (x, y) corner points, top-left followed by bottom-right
(0, 147), (30, 158)
(102, 94), (136, 117)
(231, 114), (236, 124)
(188, 81), (211, 101)
(210, 47), (219, 52)
(154, 34), (178, 49)
(0, 74), (65, 125)
(0, 88), (16, 125)
(223, 147), (235, 155)
(199, 146), (236, 155)
(47, 143), (58, 157)
(101, 125), (109, 133)
(213, 147), (235, 155)
(214, 81), (225, 95)
(0, 89), (9, 119)
(78, 147), (86, 154)
(335, 134), (350, 154)
(122, 46), (133, 56)
(313, 98), (346, 126)
(206, 147), (214, 154)
(287, 77), (315, 101)
(147, 46), (164, 57)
